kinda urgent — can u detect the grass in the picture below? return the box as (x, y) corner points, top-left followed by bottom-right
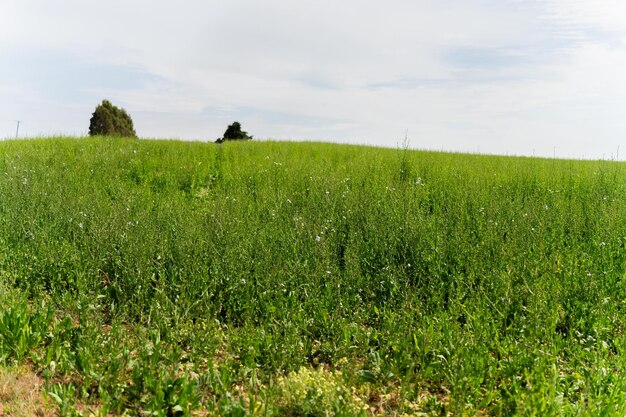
(0, 365), (50, 416)
(1, 136), (626, 415)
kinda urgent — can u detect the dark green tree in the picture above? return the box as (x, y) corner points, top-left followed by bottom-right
(89, 100), (137, 138)
(216, 121), (252, 143)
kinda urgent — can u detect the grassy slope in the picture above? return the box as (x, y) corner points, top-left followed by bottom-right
(1, 137), (626, 415)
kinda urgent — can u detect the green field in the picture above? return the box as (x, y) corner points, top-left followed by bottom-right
(1, 137), (626, 416)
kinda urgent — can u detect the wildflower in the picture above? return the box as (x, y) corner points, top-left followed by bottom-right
(315, 236), (321, 242)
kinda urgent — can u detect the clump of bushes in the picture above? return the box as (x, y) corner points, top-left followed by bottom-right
(89, 99), (137, 138)
(215, 121), (252, 143)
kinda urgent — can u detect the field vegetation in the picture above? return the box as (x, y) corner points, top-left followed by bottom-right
(1, 137), (626, 415)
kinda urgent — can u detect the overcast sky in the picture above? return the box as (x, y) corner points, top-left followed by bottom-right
(1, 1), (626, 159)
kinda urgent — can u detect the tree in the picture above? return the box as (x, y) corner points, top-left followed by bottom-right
(89, 100), (137, 138)
(215, 121), (252, 143)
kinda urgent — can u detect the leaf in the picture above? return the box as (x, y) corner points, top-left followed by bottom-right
(358, 370), (377, 384)
(47, 391), (63, 405)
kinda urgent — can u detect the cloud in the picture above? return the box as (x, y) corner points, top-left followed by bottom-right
(1, 0), (626, 158)
(0, 49), (162, 102)
(541, 0), (626, 34)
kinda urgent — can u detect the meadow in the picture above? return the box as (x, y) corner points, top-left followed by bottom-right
(1, 137), (626, 416)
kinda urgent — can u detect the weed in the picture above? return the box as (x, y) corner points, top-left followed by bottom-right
(0, 137), (625, 414)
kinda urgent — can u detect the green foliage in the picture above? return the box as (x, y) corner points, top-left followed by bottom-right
(216, 121), (252, 143)
(88, 99), (137, 138)
(1, 137), (626, 414)
(278, 367), (368, 416)
(0, 301), (53, 363)
(47, 383), (79, 417)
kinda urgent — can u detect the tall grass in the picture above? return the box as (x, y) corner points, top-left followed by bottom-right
(1, 137), (626, 415)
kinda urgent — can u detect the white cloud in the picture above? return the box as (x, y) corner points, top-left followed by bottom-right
(1, 0), (626, 158)
(542, 0), (626, 33)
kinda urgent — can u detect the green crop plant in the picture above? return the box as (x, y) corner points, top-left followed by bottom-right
(278, 367), (369, 416)
(0, 301), (52, 363)
(0, 137), (626, 415)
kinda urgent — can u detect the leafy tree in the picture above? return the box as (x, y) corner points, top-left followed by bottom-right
(215, 121), (252, 143)
(89, 100), (137, 138)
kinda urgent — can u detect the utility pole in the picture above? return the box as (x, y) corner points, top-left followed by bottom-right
(15, 120), (21, 138)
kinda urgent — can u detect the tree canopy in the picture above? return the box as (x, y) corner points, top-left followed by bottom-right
(89, 100), (137, 138)
(216, 121), (252, 143)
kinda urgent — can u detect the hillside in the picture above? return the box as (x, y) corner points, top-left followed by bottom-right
(1, 137), (626, 415)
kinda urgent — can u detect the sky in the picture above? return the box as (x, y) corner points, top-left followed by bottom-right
(1, 1), (626, 159)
